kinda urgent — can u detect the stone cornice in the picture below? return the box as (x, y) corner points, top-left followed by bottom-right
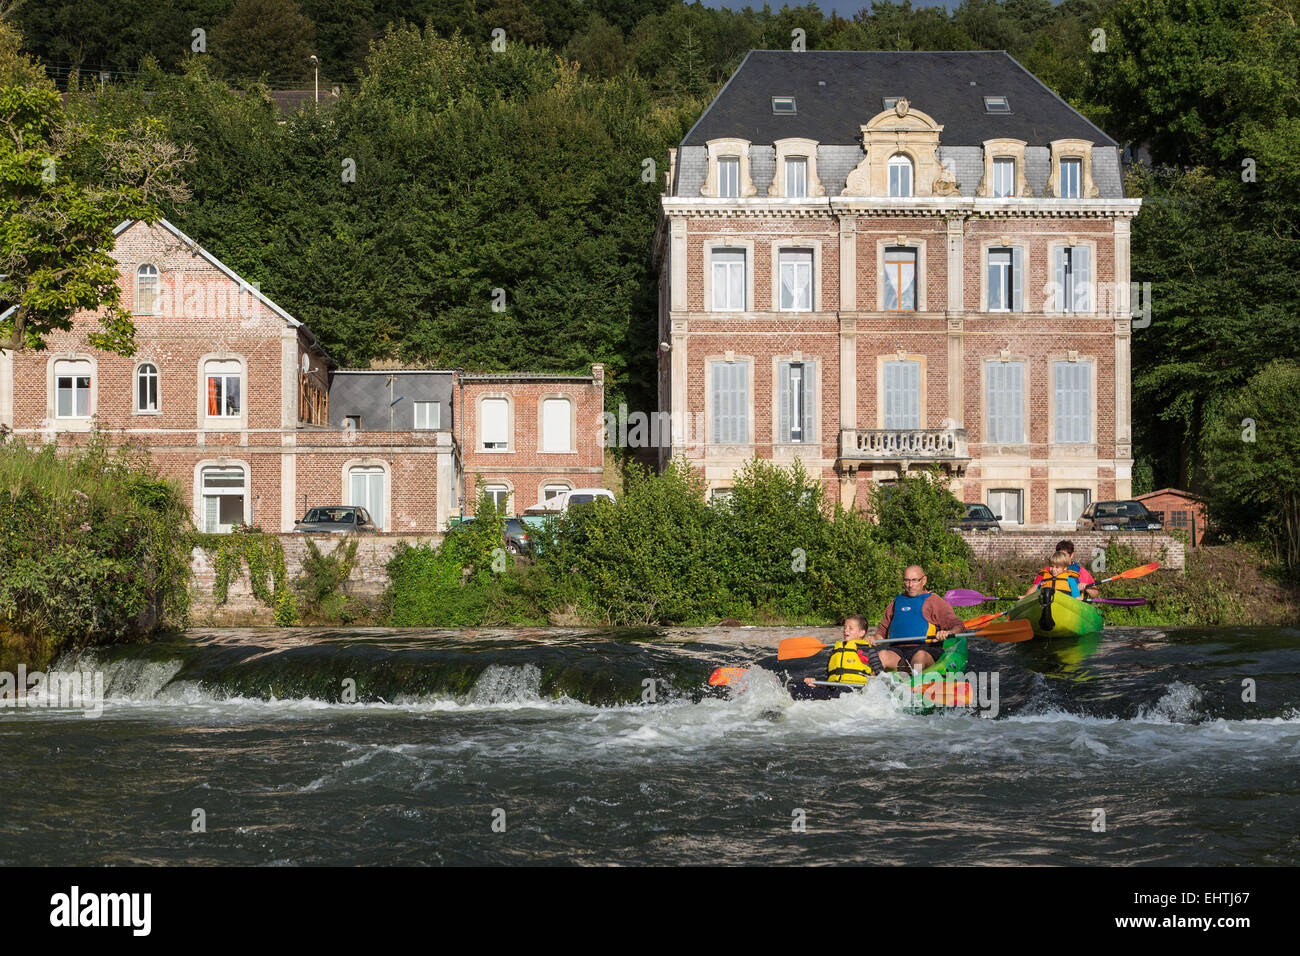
(661, 197), (1143, 219)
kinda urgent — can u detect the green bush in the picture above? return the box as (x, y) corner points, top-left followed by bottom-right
(868, 467), (973, 593)
(0, 438), (192, 663)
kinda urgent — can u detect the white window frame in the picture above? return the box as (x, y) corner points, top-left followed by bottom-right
(542, 482), (571, 501)
(204, 359), (242, 420)
(135, 362), (159, 414)
(1054, 488), (1091, 525)
(993, 158), (1015, 198)
(888, 154), (913, 198)
(479, 397), (511, 451)
(1052, 245), (1093, 314)
(481, 483), (511, 512)
(347, 464), (387, 531)
(776, 359), (816, 444)
(1060, 158), (1082, 199)
(54, 359), (93, 419)
(711, 247), (747, 312)
(778, 248), (813, 312)
(718, 156), (740, 198)
(413, 401), (439, 430)
(882, 360), (922, 430)
(988, 488), (1024, 526)
(883, 246), (918, 311)
(709, 360), (751, 446)
(198, 463), (249, 533)
(785, 156), (808, 198)
(135, 263), (160, 315)
(987, 248), (1013, 312)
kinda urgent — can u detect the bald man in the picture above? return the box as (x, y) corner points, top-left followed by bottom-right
(874, 565), (963, 673)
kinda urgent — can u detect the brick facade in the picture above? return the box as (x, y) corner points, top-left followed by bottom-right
(655, 54), (1141, 531)
(0, 220), (605, 532)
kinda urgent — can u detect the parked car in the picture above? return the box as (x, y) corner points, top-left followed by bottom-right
(293, 506), (379, 533)
(1076, 500), (1164, 532)
(524, 487), (616, 514)
(953, 503), (1002, 532)
(446, 516), (535, 555)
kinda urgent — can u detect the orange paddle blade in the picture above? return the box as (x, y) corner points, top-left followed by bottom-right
(1106, 562), (1160, 582)
(777, 636), (829, 661)
(913, 680), (973, 707)
(963, 611), (1005, 629)
(963, 619), (1034, 643)
(708, 667), (748, 687)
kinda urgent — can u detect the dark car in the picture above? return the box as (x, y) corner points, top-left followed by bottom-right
(446, 516), (534, 555)
(1076, 500), (1164, 532)
(293, 506), (379, 533)
(953, 503), (1002, 532)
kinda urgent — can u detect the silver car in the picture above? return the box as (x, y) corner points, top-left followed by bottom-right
(293, 506), (379, 533)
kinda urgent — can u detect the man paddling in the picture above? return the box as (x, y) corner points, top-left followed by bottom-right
(874, 566), (962, 673)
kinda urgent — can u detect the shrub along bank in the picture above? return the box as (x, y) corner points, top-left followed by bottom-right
(0, 440), (192, 670)
(384, 460), (974, 628)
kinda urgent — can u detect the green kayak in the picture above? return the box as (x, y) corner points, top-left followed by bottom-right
(1006, 589), (1105, 639)
(790, 637), (970, 711)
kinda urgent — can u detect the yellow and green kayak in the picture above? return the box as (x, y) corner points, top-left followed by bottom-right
(1006, 589), (1105, 639)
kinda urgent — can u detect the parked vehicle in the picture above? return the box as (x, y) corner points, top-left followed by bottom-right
(953, 503), (1002, 532)
(1076, 500), (1164, 532)
(446, 516), (535, 555)
(524, 487), (616, 514)
(293, 506), (379, 533)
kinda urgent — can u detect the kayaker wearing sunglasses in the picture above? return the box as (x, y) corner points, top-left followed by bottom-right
(874, 566), (962, 673)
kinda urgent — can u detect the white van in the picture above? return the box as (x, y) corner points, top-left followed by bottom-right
(525, 487), (616, 514)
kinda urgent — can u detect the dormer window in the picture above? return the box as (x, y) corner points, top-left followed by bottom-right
(993, 158), (1015, 198)
(785, 157), (807, 198)
(718, 156), (740, 198)
(1060, 158), (1082, 198)
(771, 96), (796, 114)
(984, 96), (1010, 113)
(882, 97), (901, 111)
(888, 154), (914, 198)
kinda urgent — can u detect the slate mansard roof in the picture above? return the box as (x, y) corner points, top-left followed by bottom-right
(682, 50), (1116, 148)
(674, 50), (1125, 199)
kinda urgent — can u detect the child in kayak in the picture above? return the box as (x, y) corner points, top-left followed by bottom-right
(789, 614), (880, 700)
(1024, 550), (1081, 598)
(1055, 540), (1101, 600)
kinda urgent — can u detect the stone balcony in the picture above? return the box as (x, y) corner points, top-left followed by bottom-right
(838, 428), (970, 472)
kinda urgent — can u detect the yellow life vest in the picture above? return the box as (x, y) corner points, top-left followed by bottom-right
(1037, 568), (1080, 593)
(826, 640), (874, 685)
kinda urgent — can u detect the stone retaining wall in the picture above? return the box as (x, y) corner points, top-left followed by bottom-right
(958, 530), (1185, 570)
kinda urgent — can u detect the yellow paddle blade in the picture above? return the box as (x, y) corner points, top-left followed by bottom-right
(777, 636), (829, 661)
(708, 667), (748, 687)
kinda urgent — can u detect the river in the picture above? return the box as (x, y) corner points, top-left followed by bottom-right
(1, 625), (1297, 865)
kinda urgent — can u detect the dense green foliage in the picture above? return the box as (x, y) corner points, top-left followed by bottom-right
(1202, 361), (1300, 572)
(193, 529), (300, 625)
(0, 439), (192, 665)
(387, 459), (972, 627)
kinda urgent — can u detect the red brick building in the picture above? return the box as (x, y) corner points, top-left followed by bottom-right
(0, 219), (604, 532)
(653, 51), (1141, 530)
(1136, 489), (1207, 547)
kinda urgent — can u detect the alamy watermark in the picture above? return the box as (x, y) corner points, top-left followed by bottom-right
(1, 666), (105, 718)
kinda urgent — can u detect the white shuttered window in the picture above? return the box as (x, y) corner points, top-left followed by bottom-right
(883, 361), (922, 429)
(542, 398), (572, 452)
(711, 362), (749, 445)
(1053, 246), (1092, 313)
(986, 362), (1025, 444)
(1054, 362), (1091, 443)
(481, 398), (509, 449)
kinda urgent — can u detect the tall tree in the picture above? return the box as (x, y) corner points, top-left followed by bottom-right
(211, 0), (316, 83)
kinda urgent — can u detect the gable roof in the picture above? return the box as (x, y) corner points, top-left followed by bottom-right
(115, 218), (334, 367)
(682, 50), (1117, 148)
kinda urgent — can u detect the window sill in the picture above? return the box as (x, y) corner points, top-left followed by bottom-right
(539, 448), (579, 455)
(132, 409), (163, 416)
(477, 447), (514, 454)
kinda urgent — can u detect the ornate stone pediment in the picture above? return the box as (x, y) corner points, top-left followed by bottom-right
(844, 104), (959, 197)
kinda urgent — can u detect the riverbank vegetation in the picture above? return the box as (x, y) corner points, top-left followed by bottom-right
(0, 439), (192, 670)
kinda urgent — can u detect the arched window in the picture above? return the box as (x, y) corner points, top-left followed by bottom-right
(136, 264), (160, 314)
(888, 154), (913, 198)
(136, 363), (159, 412)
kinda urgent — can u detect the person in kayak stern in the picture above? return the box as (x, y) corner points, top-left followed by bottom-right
(1053, 540), (1101, 600)
(874, 566), (961, 673)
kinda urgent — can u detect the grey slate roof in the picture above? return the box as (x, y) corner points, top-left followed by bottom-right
(682, 50), (1117, 149)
